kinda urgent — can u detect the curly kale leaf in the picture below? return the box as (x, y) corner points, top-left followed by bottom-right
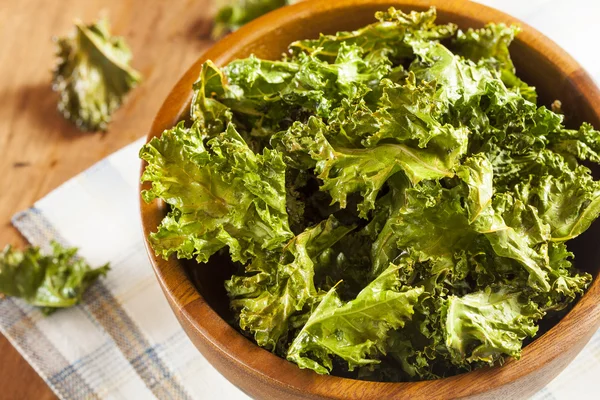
(291, 7), (456, 63)
(549, 122), (600, 164)
(140, 121), (293, 263)
(190, 61), (232, 136)
(53, 18), (141, 131)
(0, 242), (109, 314)
(514, 166), (600, 242)
(453, 23), (537, 102)
(144, 6), (600, 380)
(274, 116), (464, 218)
(444, 287), (542, 365)
(192, 45), (391, 139)
(287, 262), (423, 374)
(226, 216), (353, 350)
(212, 0), (295, 39)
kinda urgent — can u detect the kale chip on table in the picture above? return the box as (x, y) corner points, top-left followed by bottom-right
(0, 242), (109, 314)
(53, 18), (141, 132)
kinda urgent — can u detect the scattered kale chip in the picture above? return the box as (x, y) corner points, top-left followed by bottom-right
(53, 18), (141, 131)
(0, 242), (109, 314)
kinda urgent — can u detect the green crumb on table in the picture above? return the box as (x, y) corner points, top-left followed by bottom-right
(52, 17), (141, 132)
(0, 242), (109, 314)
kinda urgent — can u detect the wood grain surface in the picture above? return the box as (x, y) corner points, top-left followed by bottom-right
(0, 0), (214, 398)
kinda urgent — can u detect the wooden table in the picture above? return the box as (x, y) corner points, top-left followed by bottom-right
(0, 0), (213, 397)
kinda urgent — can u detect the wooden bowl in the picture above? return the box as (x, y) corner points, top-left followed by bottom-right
(140, 1), (600, 398)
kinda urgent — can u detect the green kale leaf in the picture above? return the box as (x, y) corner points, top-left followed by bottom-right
(53, 18), (141, 131)
(444, 287), (542, 365)
(190, 61), (232, 136)
(287, 262), (423, 374)
(226, 216), (353, 350)
(453, 23), (537, 102)
(140, 121), (293, 263)
(0, 242), (109, 314)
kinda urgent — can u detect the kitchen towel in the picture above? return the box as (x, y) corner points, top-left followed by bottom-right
(2, 138), (247, 400)
(2, 1), (600, 399)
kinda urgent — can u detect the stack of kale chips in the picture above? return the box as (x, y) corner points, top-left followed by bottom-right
(141, 8), (600, 381)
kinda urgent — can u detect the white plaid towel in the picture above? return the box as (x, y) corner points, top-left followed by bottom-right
(2, 1), (600, 399)
(3, 139), (248, 400)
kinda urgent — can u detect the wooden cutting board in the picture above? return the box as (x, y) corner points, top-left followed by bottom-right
(0, 0), (215, 397)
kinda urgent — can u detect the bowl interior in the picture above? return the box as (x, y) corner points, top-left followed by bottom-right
(143, 1), (600, 398)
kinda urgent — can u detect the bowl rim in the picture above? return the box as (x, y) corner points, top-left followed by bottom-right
(140, 0), (600, 398)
